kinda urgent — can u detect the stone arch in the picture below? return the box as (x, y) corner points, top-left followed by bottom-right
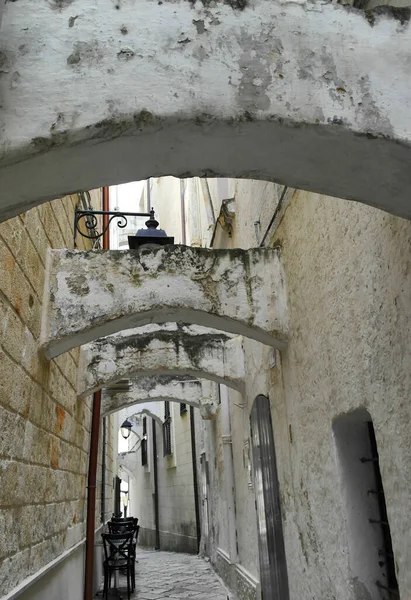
(41, 246), (288, 359)
(1, 1), (411, 221)
(77, 324), (245, 397)
(128, 407), (164, 427)
(102, 375), (202, 417)
(102, 376), (219, 420)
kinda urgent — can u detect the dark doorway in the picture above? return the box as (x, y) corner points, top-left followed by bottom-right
(250, 395), (289, 600)
(333, 409), (400, 599)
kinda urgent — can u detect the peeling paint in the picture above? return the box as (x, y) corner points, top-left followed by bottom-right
(117, 47), (135, 60)
(193, 18), (207, 33)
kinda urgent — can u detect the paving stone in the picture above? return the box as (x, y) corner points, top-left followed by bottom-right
(95, 548), (233, 600)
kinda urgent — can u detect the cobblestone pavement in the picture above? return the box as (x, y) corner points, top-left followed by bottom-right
(96, 547), (232, 600)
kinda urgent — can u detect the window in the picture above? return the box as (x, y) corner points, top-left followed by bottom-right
(141, 417), (148, 467)
(180, 403), (187, 415)
(333, 409), (399, 599)
(163, 401), (172, 456)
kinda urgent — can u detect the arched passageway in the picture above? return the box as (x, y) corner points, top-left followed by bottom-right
(41, 247), (287, 359)
(1, 1), (411, 221)
(102, 376), (219, 420)
(78, 324), (245, 397)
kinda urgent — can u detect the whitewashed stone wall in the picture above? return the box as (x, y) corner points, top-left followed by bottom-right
(204, 179), (411, 600)
(116, 399), (198, 554)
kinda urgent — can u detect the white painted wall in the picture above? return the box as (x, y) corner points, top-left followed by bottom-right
(205, 179), (411, 599)
(117, 400), (198, 553)
(1, 2), (411, 221)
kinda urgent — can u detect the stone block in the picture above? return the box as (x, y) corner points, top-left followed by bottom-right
(0, 461), (20, 506)
(0, 353), (30, 417)
(0, 306), (24, 365)
(0, 407), (26, 460)
(41, 203), (66, 250)
(49, 199), (73, 249)
(0, 547), (30, 597)
(19, 464), (48, 505)
(23, 421), (51, 467)
(20, 209), (50, 268)
(0, 508), (20, 559)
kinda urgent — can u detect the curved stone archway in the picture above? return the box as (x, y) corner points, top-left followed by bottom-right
(129, 407), (164, 427)
(41, 245), (288, 359)
(77, 324), (245, 397)
(102, 375), (202, 417)
(1, 1), (411, 221)
(102, 376), (219, 420)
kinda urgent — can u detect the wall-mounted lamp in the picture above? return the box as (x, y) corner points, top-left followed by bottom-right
(128, 208), (174, 249)
(120, 419), (133, 439)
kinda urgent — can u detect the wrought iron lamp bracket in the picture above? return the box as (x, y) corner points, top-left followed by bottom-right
(73, 207), (151, 248)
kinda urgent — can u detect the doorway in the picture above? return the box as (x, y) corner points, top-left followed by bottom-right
(250, 395), (289, 600)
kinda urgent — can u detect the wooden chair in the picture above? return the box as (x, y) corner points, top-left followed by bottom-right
(107, 521), (140, 590)
(101, 532), (134, 599)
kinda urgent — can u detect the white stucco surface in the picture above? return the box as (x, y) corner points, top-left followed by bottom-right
(102, 376), (218, 419)
(77, 323), (246, 397)
(1, 1), (411, 220)
(41, 246), (288, 358)
(102, 376), (203, 416)
(214, 182), (411, 599)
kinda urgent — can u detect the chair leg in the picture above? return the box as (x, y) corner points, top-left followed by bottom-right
(127, 565), (130, 600)
(103, 567), (108, 600)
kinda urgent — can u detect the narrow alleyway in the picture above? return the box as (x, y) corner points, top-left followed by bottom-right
(96, 548), (232, 600)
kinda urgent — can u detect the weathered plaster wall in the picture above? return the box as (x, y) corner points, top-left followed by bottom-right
(77, 324), (246, 397)
(41, 245), (288, 358)
(1, 2), (411, 221)
(118, 401), (198, 554)
(101, 376), (203, 417)
(209, 180), (411, 599)
(156, 402), (198, 553)
(102, 376), (218, 420)
(269, 190), (411, 599)
(0, 191), (110, 597)
(126, 413), (156, 547)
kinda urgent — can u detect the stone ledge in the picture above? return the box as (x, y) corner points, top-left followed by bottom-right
(2, 539), (85, 600)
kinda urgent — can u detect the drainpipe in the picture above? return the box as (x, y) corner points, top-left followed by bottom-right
(220, 385), (238, 563)
(84, 390), (102, 600)
(100, 417), (106, 523)
(180, 179), (187, 245)
(190, 406), (201, 553)
(180, 183), (201, 551)
(100, 187), (110, 524)
(152, 418), (160, 549)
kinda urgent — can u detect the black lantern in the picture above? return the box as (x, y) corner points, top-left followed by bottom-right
(128, 208), (174, 249)
(120, 419), (133, 440)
